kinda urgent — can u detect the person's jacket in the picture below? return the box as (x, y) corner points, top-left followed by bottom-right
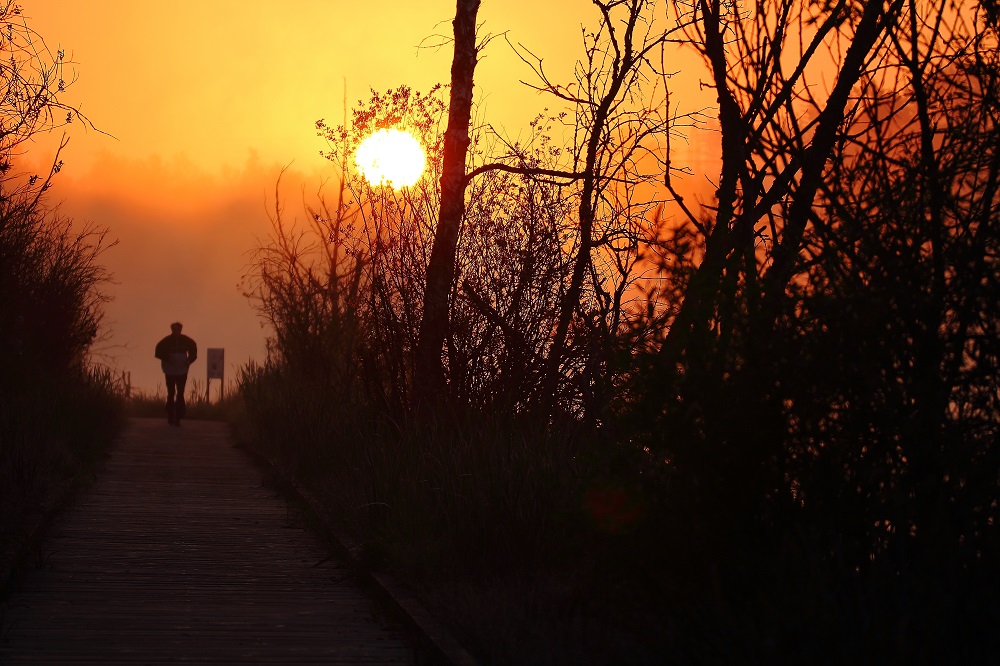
(155, 333), (197, 376)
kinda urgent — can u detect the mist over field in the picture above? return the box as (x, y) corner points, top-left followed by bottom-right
(47, 153), (327, 392)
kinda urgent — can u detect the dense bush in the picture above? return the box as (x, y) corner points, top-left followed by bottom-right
(0, 367), (124, 558)
(0, 3), (123, 560)
(235, 1), (1000, 662)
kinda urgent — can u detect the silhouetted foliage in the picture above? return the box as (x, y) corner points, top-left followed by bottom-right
(624, 0), (999, 658)
(0, 2), (109, 382)
(238, 0), (1000, 661)
(0, 2), (122, 569)
(788, 0), (1000, 572)
(250, 78), (663, 419)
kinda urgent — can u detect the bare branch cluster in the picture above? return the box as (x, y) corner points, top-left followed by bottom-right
(0, 1), (114, 381)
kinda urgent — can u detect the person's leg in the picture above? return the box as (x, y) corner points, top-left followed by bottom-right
(165, 375), (177, 424)
(174, 374), (188, 422)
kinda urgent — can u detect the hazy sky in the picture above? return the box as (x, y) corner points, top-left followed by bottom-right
(24, 1), (712, 392)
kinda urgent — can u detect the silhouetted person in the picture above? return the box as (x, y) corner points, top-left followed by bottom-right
(154, 322), (197, 426)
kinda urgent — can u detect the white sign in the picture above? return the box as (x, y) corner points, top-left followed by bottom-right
(207, 348), (224, 380)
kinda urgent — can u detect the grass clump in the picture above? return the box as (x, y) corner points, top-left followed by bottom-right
(0, 367), (125, 572)
(231, 361), (675, 663)
(0, 2), (124, 580)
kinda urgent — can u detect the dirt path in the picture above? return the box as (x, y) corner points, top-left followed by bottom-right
(0, 417), (416, 664)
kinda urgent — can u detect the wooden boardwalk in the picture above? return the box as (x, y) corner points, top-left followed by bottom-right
(0, 418), (416, 664)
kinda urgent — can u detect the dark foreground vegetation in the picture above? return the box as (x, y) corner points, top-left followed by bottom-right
(234, 0), (1000, 662)
(0, 3), (123, 571)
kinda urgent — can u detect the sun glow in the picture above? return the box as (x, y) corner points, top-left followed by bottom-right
(355, 129), (426, 189)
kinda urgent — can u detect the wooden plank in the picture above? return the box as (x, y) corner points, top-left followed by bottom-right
(0, 418), (415, 665)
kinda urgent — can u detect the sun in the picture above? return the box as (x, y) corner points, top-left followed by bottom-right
(355, 129), (426, 189)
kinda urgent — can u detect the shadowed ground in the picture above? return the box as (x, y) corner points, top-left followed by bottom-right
(0, 418), (415, 665)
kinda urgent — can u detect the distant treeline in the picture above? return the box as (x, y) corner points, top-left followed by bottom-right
(236, 1), (998, 662)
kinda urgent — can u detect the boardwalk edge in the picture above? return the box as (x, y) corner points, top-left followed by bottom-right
(0, 476), (85, 600)
(234, 438), (481, 666)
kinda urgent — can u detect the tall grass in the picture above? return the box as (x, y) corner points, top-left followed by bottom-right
(0, 2), (124, 571)
(0, 366), (125, 560)
(230, 361), (683, 663)
(235, 361), (590, 572)
(231, 356), (1000, 663)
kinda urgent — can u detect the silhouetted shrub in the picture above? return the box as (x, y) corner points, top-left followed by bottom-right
(0, 2), (122, 563)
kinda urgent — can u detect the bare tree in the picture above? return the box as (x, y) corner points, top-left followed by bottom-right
(0, 1), (108, 379)
(0, 2), (82, 204)
(783, 0), (1000, 564)
(417, 0), (697, 414)
(507, 0), (692, 410)
(415, 0), (482, 401)
(252, 87), (448, 413)
(655, 0), (907, 383)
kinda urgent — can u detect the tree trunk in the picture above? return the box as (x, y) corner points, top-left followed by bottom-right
(658, 0), (903, 378)
(414, 0), (481, 405)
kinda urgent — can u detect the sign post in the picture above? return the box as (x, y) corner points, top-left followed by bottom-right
(206, 348), (224, 401)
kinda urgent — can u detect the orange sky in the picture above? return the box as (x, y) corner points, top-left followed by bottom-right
(24, 1), (714, 392)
